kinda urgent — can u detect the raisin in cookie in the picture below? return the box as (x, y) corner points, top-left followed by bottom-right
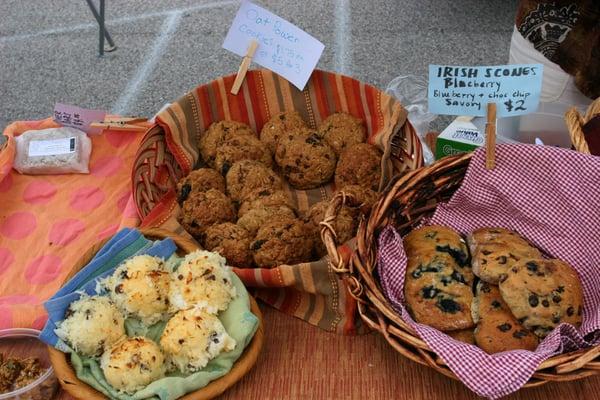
(303, 200), (358, 258)
(214, 134), (273, 175)
(335, 143), (382, 191)
(203, 223), (253, 267)
(176, 168), (225, 204)
(199, 121), (255, 167)
(251, 217), (313, 267)
(318, 112), (367, 156)
(498, 258), (584, 338)
(472, 281), (538, 353)
(275, 133), (337, 189)
(237, 205), (296, 237)
(225, 160), (282, 203)
(238, 189), (296, 218)
(260, 111), (309, 153)
(471, 242), (541, 284)
(178, 189), (236, 238)
(404, 251), (474, 331)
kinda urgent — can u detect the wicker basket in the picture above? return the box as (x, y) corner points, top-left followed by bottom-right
(47, 228), (264, 400)
(565, 97), (600, 155)
(322, 135), (599, 388)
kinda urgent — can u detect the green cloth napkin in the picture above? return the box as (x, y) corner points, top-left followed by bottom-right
(68, 257), (259, 400)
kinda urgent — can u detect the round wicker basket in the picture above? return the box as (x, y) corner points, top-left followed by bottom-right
(47, 228), (264, 400)
(322, 131), (599, 388)
(565, 97), (600, 155)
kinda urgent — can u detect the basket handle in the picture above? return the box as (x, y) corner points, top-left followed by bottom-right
(565, 97), (600, 155)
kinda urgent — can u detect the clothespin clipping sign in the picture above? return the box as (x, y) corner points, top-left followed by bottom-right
(54, 103), (106, 134)
(427, 64), (544, 168)
(223, 0), (325, 92)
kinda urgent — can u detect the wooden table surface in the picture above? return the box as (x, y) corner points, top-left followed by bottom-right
(50, 303), (600, 400)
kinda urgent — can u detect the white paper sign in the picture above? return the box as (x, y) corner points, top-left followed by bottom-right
(222, 0), (325, 90)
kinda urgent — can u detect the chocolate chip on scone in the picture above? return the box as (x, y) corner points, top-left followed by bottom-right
(471, 242), (541, 284)
(214, 134), (273, 175)
(251, 217), (314, 267)
(260, 111), (310, 153)
(225, 160), (282, 203)
(498, 258), (584, 338)
(334, 143), (382, 191)
(275, 133), (337, 189)
(237, 205), (297, 237)
(472, 281), (538, 354)
(318, 112), (367, 156)
(199, 120), (256, 167)
(404, 251), (474, 331)
(303, 200), (358, 258)
(238, 188), (296, 218)
(176, 168), (226, 204)
(203, 222), (253, 267)
(177, 189), (236, 238)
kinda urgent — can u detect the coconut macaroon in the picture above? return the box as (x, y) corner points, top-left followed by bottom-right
(160, 308), (236, 373)
(102, 255), (170, 326)
(100, 337), (165, 394)
(55, 295), (125, 357)
(168, 250), (237, 314)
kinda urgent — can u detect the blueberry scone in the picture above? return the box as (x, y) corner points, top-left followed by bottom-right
(472, 281), (538, 353)
(498, 258), (584, 338)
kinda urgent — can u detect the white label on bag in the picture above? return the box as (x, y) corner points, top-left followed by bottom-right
(28, 137), (77, 157)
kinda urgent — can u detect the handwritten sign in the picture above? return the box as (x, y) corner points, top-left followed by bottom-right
(222, 0), (325, 90)
(428, 64), (543, 117)
(54, 103), (106, 133)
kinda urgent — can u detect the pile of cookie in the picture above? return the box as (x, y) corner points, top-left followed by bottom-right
(403, 226), (583, 354)
(176, 111), (381, 268)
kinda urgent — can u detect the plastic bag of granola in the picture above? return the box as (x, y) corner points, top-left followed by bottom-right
(13, 127), (92, 175)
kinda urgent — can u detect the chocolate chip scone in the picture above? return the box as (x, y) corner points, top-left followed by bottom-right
(404, 225), (472, 282)
(251, 217), (313, 267)
(275, 133), (337, 189)
(203, 222), (253, 267)
(178, 189), (236, 238)
(404, 251), (474, 331)
(238, 188), (296, 218)
(225, 160), (282, 203)
(472, 281), (538, 353)
(471, 242), (541, 284)
(318, 112), (367, 156)
(199, 120), (255, 167)
(214, 134), (273, 175)
(498, 258), (584, 338)
(303, 200), (358, 258)
(176, 168), (225, 204)
(260, 111), (309, 153)
(237, 205), (296, 237)
(334, 143), (382, 191)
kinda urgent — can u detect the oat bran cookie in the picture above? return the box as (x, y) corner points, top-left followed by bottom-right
(199, 120), (255, 167)
(237, 205), (296, 237)
(260, 111), (309, 153)
(176, 168), (225, 204)
(214, 134), (273, 175)
(225, 160), (282, 203)
(404, 251), (474, 331)
(251, 217), (313, 267)
(318, 112), (367, 155)
(498, 258), (584, 338)
(203, 222), (253, 267)
(472, 281), (538, 354)
(303, 200), (357, 258)
(335, 184), (378, 214)
(471, 242), (541, 284)
(238, 189), (296, 218)
(275, 133), (337, 189)
(178, 189), (236, 238)
(335, 143), (382, 191)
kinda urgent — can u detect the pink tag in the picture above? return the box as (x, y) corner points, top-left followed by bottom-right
(53, 103), (106, 134)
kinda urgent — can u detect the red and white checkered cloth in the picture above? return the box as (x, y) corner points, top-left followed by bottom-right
(377, 144), (600, 399)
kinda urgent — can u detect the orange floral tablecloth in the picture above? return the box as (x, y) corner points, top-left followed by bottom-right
(0, 118), (143, 329)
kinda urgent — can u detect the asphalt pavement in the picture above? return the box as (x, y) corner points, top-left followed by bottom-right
(0, 0), (517, 131)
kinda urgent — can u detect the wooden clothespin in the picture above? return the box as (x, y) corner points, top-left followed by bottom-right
(90, 116), (150, 132)
(485, 103), (497, 170)
(230, 40), (258, 95)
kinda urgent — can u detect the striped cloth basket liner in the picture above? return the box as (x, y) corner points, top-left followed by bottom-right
(132, 69), (423, 334)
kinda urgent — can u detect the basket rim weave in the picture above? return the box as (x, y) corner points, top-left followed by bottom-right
(46, 228), (264, 400)
(565, 97), (600, 155)
(323, 148), (600, 389)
